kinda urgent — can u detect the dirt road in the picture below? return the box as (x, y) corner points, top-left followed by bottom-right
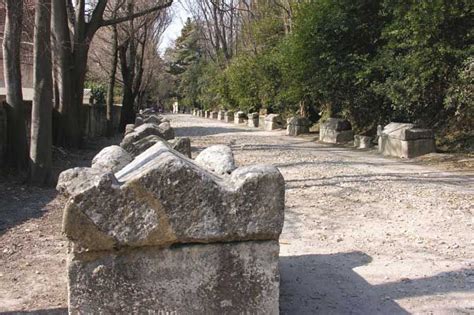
(0, 114), (472, 314)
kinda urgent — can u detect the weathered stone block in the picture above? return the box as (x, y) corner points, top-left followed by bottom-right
(169, 137), (192, 158)
(195, 145), (236, 175)
(224, 111), (234, 123)
(124, 124), (135, 135)
(319, 118), (353, 143)
(91, 145), (133, 173)
(286, 117), (311, 136)
(205, 110), (210, 118)
(60, 141), (284, 314)
(234, 111), (246, 124)
(120, 122), (175, 153)
(380, 123), (435, 158)
(264, 114), (284, 131)
(68, 240), (280, 314)
(354, 135), (373, 149)
(210, 111), (218, 119)
(248, 112), (259, 128)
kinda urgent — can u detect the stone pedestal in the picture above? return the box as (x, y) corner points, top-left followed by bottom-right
(287, 117), (311, 136)
(354, 135), (373, 149)
(319, 118), (354, 143)
(58, 141), (285, 314)
(380, 123), (435, 158)
(264, 114), (284, 131)
(205, 110), (210, 118)
(210, 111), (218, 119)
(234, 111), (246, 124)
(248, 113), (259, 128)
(224, 111), (234, 123)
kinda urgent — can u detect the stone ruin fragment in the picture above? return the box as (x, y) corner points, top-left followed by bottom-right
(287, 117), (311, 136)
(57, 139), (285, 314)
(264, 114), (284, 131)
(379, 122), (436, 158)
(319, 118), (354, 144)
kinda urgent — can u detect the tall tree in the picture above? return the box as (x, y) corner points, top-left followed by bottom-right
(51, 0), (172, 148)
(30, 0), (53, 185)
(2, 0), (28, 172)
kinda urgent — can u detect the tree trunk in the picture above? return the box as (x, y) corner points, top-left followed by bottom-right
(51, 0), (81, 148)
(30, 0), (53, 186)
(106, 25), (118, 137)
(2, 0), (28, 172)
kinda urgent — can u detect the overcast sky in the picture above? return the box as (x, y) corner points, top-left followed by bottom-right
(159, 2), (190, 54)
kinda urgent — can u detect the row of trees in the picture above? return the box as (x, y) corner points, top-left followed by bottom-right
(167, 0), (473, 150)
(1, 0), (172, 185)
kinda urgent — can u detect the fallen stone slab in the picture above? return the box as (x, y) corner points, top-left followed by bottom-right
(287, 117), (311, 136)
(379, 122), (435, 158)
(264, 114), (284, 131)
(319, 118), (354, 143)
(91, 145), (133, 173)
(195, 144), (236, 175)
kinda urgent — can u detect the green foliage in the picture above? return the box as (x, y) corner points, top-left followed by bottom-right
(164, 0), (473, 150)
(85, 82), (106, 105)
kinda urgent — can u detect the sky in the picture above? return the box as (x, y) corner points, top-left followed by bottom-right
(159, 2), (190, 54)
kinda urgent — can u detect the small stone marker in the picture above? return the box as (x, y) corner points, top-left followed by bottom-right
(248, 112), (259, 128)
(264, 114), (284, 131)
(354, 135), (373, 149)
(217, 110), (225, 121)
(234, 111), (246, 124)
(287, 117), (311, 136)
(319, 118), (354, 143)
(224, 111), (234, 123)
(210, 111), (218, 119)
(379, 122), (435, 158)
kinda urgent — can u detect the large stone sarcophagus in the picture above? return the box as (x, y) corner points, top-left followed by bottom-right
(58, 139), (285, 314)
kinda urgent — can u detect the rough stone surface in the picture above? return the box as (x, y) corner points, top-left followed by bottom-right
(194, 144), (236, 175)
(380, 123), (435, 158)
(264, 114), (284, 131)
(91, 145), (133, 173)
(319, 118), (354, 143)
(68, 241), (280, 314)
(286, 117), (311, 136)
(143, 115), (163, 125)
(354, 135), (373, 149)
(63, 142), (284, 251)
(248, 112), (259, 128)
(134, 116), (144, 127)
(56, 167), (111, 197)
(169, 137), (192, 158)
(120, 122), (175, 153)
(124, 124), (135, 135)
(224, 111), (234, 123)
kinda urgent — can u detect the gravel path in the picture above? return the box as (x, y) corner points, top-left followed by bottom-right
(0, 113), (472, 314)
(172, 114), (474, 315)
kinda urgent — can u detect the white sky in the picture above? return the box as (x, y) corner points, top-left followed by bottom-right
(159, 2), (190, 54)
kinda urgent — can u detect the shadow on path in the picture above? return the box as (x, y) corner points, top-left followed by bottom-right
(280, 252), (473, 314)
(174, 126), (252, 137)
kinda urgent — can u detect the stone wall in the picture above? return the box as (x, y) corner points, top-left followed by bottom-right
(58, 112), (284, 313)
(83, 104), (121, 139)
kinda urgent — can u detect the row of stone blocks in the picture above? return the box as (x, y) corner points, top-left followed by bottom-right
(319, 118), (436, 158)
(58, 109), (285, 314)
